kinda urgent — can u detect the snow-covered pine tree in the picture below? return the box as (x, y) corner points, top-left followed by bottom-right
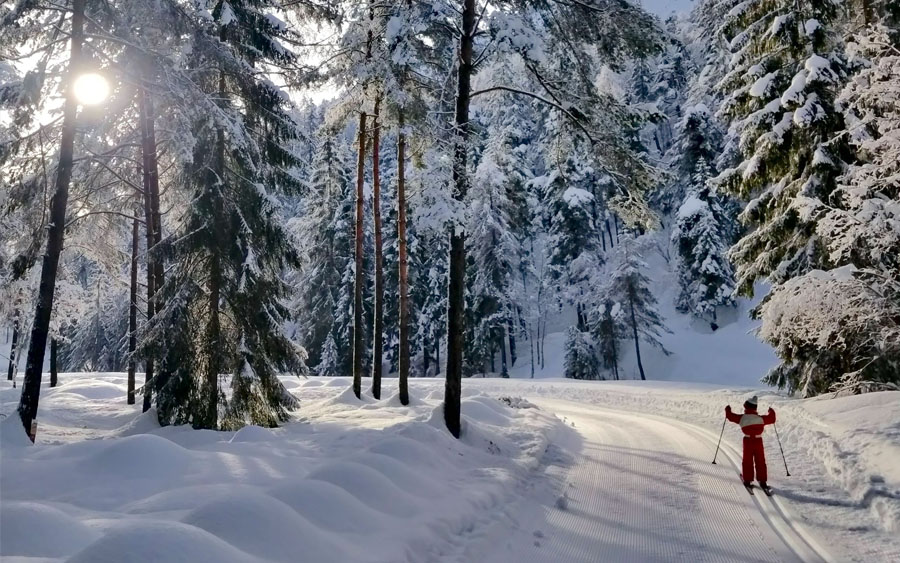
(563, 326), (600, 380)
(715, 0), (851, 295)
(756, 17), (900, 395)
(151, 0), (311, 429)
(591, 299), (626, 380)
(602, 236), (670, 380)
(466, 113), (527, 377)
(672, 155), (736, 325)
(317, 331), (340, 377)
(295, 136), (355, 373)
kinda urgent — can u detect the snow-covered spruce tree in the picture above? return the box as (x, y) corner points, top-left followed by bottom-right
(601, 236), (670, 380)
(540, 139), (608, 328)
(563, 326), (600, 380)
(294, 136), (355, 373)
(756, 20), (900, 395)
(466, 114), (527, 377)
(591, 299), (626, 380)
(715, 0), (851, 296)
(672, 156), (736, 325)
(151, 1), (312, 430)
(317, 331), (340, 377)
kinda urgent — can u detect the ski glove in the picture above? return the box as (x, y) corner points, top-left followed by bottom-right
(725, 405), (732, 414)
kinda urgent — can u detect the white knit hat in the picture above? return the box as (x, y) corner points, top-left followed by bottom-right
(744, 395), (758, 408)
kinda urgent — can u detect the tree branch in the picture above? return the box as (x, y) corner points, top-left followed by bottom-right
(469, 85), (595, 143)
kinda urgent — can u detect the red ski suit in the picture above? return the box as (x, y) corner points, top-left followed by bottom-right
(725, 406), (776, 482)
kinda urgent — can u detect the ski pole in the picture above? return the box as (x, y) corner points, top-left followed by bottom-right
(773, 422), (791, 477)
(712, 417), (726, 464)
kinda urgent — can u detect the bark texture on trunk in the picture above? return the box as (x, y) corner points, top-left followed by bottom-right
(444, 0), (476, 439)
(371, 99), (383, 400)
(139, 73), (163, 414)
(352, 111), (367, 399)
(203, 66), (227, 430)
(128, 210), (139, 405)
(7, 312), (18, 381)
(49, 338), (58, 388)
(18, 0), (86, 441)
(629, 294), (646, 381)
(397, 111), (410, 405)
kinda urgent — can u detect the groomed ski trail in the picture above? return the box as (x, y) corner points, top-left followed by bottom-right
(454, 399), (831, 563)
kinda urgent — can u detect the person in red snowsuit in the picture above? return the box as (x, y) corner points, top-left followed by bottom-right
(725, 396), (776, 489)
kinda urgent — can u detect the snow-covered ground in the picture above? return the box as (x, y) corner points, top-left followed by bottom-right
(2, 374), (898, 562)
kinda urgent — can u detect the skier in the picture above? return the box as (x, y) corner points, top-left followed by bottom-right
(725, 396), (776, 494)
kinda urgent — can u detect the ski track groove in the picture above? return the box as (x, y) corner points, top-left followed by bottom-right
(464, 400), (832, 563)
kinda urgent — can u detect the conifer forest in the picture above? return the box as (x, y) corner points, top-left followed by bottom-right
(1, 0), (898, 438)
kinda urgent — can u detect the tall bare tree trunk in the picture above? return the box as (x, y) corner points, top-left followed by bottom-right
(49, 338), (58, 387)
(629, 294), (646, 381)
(352, 111), (367, 399)
(127, 209), (139, 405)
(444, 0), (476, 438)
(397, 110), (410, 405)
(139, 75), (163, 413)
(203, 66), (227, 430)
(7, 311), (18, 381)
(371, 99), (384, 399)
(507, 316), (517, 367)
(17, 0), (86, 441)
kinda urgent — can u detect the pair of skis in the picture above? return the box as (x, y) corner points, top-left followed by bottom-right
(744, 482), (774, 496)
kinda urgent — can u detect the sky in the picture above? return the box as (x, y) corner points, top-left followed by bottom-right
(639, 0), (695, 18)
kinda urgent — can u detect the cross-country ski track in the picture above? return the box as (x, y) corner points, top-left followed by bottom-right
(450, 399), (832, 563)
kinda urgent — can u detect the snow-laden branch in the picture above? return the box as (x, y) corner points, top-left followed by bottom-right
(469, 85), (595, 143)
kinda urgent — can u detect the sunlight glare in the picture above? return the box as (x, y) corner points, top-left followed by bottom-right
(72, 73), (109, 106)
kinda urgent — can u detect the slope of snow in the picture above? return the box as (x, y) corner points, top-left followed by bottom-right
(0, 375), (563, 562)
(2, 375), (898, 562)
(509, 234), (778, 387)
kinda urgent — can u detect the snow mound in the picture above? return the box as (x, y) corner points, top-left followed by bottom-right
(229, 424), (275, 443)
(306, 461), (420, 517)
(115, 408), (162, 436)
(81, 434), (191, 477)
(1, 415), (32, 448)
(68, 521), (253, 563)
(348, 452), (437, 497)
(323, 385), (375, 406)
(461, 397), (513, 427)
(56, 379), (123, 400)
(124, 484), (259, 514)
(0, 501), (98, 557)
(268, 479), (391, 533)
(182, 490), (348, 562)
(368, 436), (443, 469)
(384, 390), (417, 406)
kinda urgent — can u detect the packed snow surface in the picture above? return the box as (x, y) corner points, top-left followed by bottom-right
(2, 374), (898, 562)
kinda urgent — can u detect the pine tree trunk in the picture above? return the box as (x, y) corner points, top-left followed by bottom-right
(49, 338), (58, 388)
(629, 294), (646, 381)
(444, 0), (476, 439)
(500, 326), (509, 378)
(140, 179), (154, 413)
(529, 325), (535, 378)
(352, 111), (367, 399)
(203, 67), (227, 430)
(397, 112), (410, 405)
(139, 73), (164, 413)
(507, 316), (517, 367)
(127, 209), (139, 405)
(17, 0), (85, 441)
(6, 312), (18, 381)
(423, 333), (430, 377)
(371, 100), (384, 400)
(606, 219), (614, 248)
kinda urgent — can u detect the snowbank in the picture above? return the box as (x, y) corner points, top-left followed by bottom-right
(0, 374), (563, 562)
